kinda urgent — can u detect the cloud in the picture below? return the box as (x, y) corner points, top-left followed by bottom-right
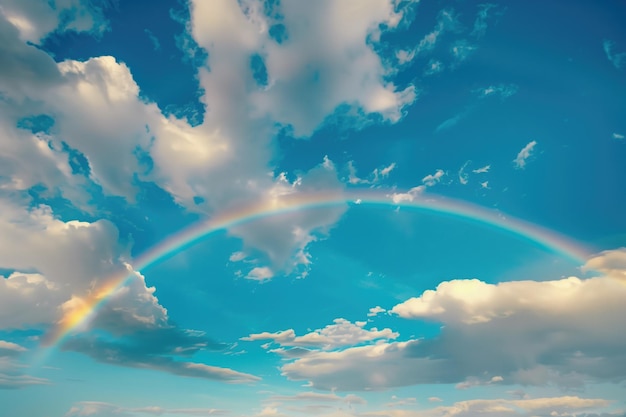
(0, 199), (129, 329)
(472, 164), (490, 174)
(513, 140), (537, 169)
(246, 266), (275, 282)
(348, 161), (396, 185)
(474, 84), (518, 99)
(396, 9), (459, 65)
(367, 306), (386, 317)
(268, 391), (366, 405)
(451, 40), (478, 66)
(144, 28), (161, 50)
(458, 161), (470, 185)
(582, 247), (626, 281)
(435, 113), (466, 132)
(389, 169), (445, 203)
(424, 59), (444, 76)
(603, 39), (626, 70)
(0, 198), (256, 384)
(188, 0), (417, 137)
(242, 318), (398, 351)
(0, 340), (49, 389)
(0, 0), (109, 44)
(471, 4), (498, 39)
(360, 396), (612, 417)
(65, 401), (229, 417)
(421, 169), (445, 187)
(279, 249), (626, 390)
(56, 267), (259, 384)
(613, 133), (624, 140)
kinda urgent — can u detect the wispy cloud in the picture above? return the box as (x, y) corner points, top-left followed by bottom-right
(474, 84), (518, 99)
(424, 59), (444, 76)
(347, 161), (396, 185)
(613, 132), (624, 140)
(389, 169), (445, 203)
(451, 39), (478, 66)
(603, 39), (626, 70)
(473, 164), (490, 173)
(513, 140), (537, 169)
(471, 4), (498, 39)
(144, 29), (161, 51)
(65, 402), (229, 417)
(396, 9), (459, 65)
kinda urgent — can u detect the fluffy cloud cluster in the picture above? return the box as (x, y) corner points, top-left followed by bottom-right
(274, 249), (626, 391)
(0, 0), (428, 281)
(243, 318), (398, 352)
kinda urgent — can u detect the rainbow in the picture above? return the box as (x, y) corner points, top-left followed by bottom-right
(40, 189), (594, 351)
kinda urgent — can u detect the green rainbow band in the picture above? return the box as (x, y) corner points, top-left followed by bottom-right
(42, 190), (594, 351)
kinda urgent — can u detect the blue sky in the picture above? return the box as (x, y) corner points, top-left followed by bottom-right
(1, 0), (626, 416)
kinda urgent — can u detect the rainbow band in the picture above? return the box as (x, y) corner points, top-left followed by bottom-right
(42, 190), (594, 349)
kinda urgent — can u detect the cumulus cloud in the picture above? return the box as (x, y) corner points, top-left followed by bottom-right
(367, 306), (387, 317)
(243, 318), (398, 351)
(513, 140), (537, 169)
(582, 247), (626, 281)
(278, 249), (626, 390)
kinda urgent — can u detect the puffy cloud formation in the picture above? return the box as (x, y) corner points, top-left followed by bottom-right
(277, 249), (626, 390)
(65, 401), (229, 417)
(1, 0), (429, 278)
(243, 318), (398, 351)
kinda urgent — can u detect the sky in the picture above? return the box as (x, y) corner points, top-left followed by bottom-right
(0, 0), (625, 416)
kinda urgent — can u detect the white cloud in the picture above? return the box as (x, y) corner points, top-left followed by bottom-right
(396, 9), (459, 65)
(582, 247), (626, 281)
(513, 140), (537, 169)
(243, 318), (398, 350)
(360, 396), (612, 417)
(247, 266), (275, 282)
(389, 168), (444, 203)
(0, 0), (109, 44)
(269, 391), (366, 405)
(613, 132), (624, 140)
(473, 164), (491, 173)
(421, 169), (445, 187)
(0, 340), (49, 389)
(367, 306), (386, 317)
(65, 401), (229, 417)
(279, 249), (626, 390)
(348, 161), (396, 185)
(458, 161), (470, 185)
(603, 39), (626, 70)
